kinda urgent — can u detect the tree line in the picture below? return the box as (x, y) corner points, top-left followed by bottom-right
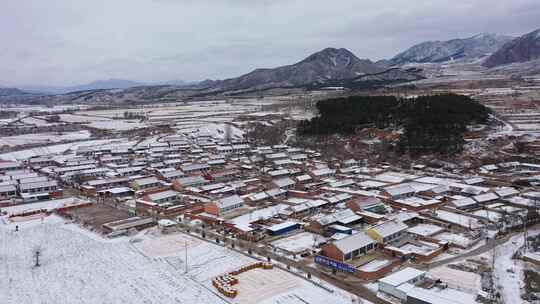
(297, 94), (489, 154)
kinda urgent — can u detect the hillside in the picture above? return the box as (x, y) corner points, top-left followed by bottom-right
(211, 48), (385, 91)
(389, 33), (513, 65)
(483, 28), (540, 68)
(0, 87), (32, 97)
(297, 94), (489, 154)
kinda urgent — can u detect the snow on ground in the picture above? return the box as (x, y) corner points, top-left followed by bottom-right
(20, 117), (61, 127)
(493, 233), (530, 303)
(1, 216), (356, 304)
(0, 197), (88, 216)
(358, 259), (391, 272)
(0, 216), (225, 304)
(178, 123), (244, 140)
(58, 114), (109, 123)
(0, 139), (123, 161)
(270, 232), (326, 254)
(134, 231), (357, 304)
(87, 120), (147, 131)
(0, 130), (91, 147)
(428, 265), (481, 294)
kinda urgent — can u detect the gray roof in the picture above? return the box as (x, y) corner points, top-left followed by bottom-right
(19, 180), (57, 191)
(370, 220), (408, 238)
(333, 232), (375, 254)
(273, 177), (296, 188)
(379, 267), (425, 287)
(148, 190), (179, 202)
(216, 195), (244, 209)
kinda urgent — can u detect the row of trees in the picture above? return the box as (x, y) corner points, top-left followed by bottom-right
(297, 94), (490, 154)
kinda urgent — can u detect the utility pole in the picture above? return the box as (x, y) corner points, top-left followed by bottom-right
(185, 241), (188, 274)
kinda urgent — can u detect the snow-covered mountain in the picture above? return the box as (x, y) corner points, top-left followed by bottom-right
(388, 33), (514, 65)
(483, 28), (540, 68)
(210, 47), (385, 91)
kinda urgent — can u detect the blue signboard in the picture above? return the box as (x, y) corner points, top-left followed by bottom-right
(314, 255), (356, 273)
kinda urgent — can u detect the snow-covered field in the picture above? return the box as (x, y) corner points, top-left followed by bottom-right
(0, 216), (356, 304)
(0, 130), (91, 147)
(56, 114), (147, 131)
(0, 138), (125, 161)
(87, 120), (147, 131)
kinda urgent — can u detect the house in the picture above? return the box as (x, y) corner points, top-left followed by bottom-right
(271, 177), (296, 190)
(266, 222), (300, 236)
(209, 170), (239, 182)
(294, 174), (312, 185)
(0, 185), (17, 199)
(19, 180), (58, 195)
(367, 219), (408, 245)
(343, 159), (359, 167)
(144, 190), (180, 205)
(159, 169), (185, 182)
(245, 191), (269, 205)
(180, 163), (210, 174)
(383, 184), (416, 199)
(116, 166), (145, 177)
(347, 197), (386, 213)
(0, 162), (24, 173)
(265, 188), (287, 200)
(321, 232), (377, 262)
(311, 209), (362, 230)
(204, 195), (245, 216)
(495, 187), (519, 198)
(378, 267), (426, 301)
(310, 168), (336, 180)
(473, 192), (499, 204)
(83, 177), (130, 193)
(131, 177), (161, 191)
(98, 187), (134, 198)
(172, 176), (209, 190)
(451, 197), (478, 210)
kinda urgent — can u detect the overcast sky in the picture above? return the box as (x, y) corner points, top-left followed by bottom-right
(1, 0), (539, 87)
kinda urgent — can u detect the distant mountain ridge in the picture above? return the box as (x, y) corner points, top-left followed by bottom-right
(1, 47), (422, 104)
(21, 79), (193, 95)
(209, 47), (386, 91)
(0, 87), (33, 97)
(388, 33), (514, 65)
(483, 28), (540, 68)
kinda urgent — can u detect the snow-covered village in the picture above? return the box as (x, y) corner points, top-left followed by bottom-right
(3, 1), (540, 304)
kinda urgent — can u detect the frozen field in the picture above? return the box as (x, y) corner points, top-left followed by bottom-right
(0, 216), (356, 304)
(0, 130), (91, 147)
(0, 138), (125, 161)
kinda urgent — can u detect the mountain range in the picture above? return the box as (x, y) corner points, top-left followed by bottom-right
(387, 33), (514, 65)
(207, 48), (385, 92)
(21, 79), (192, 95)
(2, 27), (540, 103)
(483, 28), (540, 68)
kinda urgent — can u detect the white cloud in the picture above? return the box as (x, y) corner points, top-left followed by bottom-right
(1, 0), (539, 86)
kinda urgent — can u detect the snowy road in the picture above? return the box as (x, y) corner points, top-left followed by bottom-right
(493, 229), (540, 304)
